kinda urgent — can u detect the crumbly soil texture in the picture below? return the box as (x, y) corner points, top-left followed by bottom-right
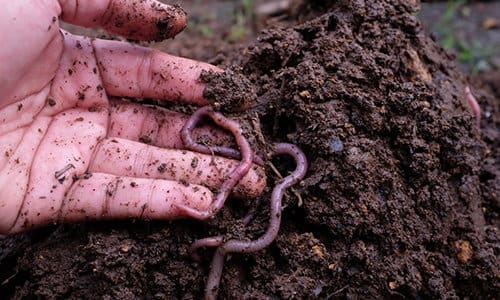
(1, 0), (498, 299)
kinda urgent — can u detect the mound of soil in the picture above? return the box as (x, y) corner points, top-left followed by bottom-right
(1, 0), (498, 298)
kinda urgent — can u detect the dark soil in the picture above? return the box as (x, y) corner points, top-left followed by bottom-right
(1, 0), (498, 299)
(473, 70), (500, 229)
(201, 69), (257, 112)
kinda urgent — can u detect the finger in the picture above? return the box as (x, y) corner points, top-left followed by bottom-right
(59, 0), (187, 41)
(59, 173), (212, 223)
(89, 138), (266, 199)
(7, 173), (213, 233)
(107, 100), (233, 149)
(92, 38), (221, 104)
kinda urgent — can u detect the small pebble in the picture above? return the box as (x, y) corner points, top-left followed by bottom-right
(454, 240), (473, 263)
(330, 137), (344, 152)
(312, 285), (324, 296)
(312, 245), (325, 258)
(389, 281), (397, 290)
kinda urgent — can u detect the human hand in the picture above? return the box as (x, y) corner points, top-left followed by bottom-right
(0, 0), (265, 234)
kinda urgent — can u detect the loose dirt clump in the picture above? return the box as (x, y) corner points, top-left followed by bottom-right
(0, 0), (498, 299)
(200, 69), (257, 112)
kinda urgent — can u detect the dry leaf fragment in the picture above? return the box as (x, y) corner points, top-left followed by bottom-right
(482, 17), (499, 30)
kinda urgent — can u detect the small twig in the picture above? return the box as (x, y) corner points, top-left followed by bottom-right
(327, 285), (349, 299)
(266, 160), (304, 207)
(249, 113), (269, 158)
(54, 164), (75, 179)
(54, 164), (75, 184)
(1, 270), (18, 286)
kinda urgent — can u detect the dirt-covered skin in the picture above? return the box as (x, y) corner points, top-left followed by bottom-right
(1, 0), (498, 299)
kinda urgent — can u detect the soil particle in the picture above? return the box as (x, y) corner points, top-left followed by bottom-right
(201, 69), (257, 112)
(0, 1), (498, 299)
(454, 240), (473, 264)
(138, 135), (152, 144)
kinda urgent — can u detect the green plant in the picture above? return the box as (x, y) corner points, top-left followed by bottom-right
(433, 0), (493, 74)
(436, 0), (466, 49)
(228, 0), (254, 42)
(189, 14), (215, 38)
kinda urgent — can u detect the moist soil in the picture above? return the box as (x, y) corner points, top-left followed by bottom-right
(1, 0), (499, 299)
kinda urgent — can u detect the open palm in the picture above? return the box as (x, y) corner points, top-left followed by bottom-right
(0, 0), (265, 234)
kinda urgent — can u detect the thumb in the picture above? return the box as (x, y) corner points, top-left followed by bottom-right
(58, 0), (187, 41)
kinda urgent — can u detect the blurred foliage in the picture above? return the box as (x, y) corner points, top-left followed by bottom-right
(188, 12), (215, 38)
(188, 0), (254, 42)
(434, 0), (494, 74)
(228, 0), (254, 42)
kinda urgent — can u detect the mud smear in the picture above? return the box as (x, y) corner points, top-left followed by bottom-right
(1, 0), (498, 299)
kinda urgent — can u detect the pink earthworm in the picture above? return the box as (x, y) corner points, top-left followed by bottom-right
(189, 235), (224, 262)
(181, 106), (265, 166)
(465, 86), (481, 129)
(176, 106), (255, 219)
(195, 143), (308, 300)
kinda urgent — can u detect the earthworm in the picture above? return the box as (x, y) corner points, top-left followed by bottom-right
(189, 235), (224, 262)
(189, 192), (262, 262)
(176, 106), (254, 219)
(189, 194), (262, 261)
(465, 86), (481, 129)
(241, 195), (263, 226)
(181, 106), (264, 166)
(197, 143), (308, 300)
